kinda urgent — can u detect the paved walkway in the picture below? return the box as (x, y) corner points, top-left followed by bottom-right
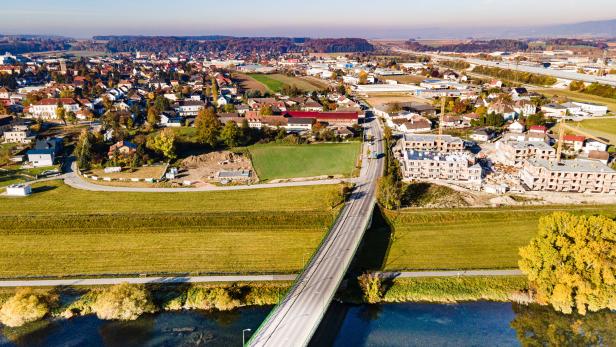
(0, 274), (297, 287)
(389, 269), (523, 278)
(0, 270), (523, 288)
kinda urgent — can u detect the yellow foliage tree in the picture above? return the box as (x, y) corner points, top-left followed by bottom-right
(91, 283), (155, 321)
(519, 212), (616, 315)
(0, 288), (57, 327)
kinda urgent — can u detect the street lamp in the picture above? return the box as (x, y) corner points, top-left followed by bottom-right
(242, 328), (252, 346)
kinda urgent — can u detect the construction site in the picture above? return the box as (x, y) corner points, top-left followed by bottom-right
(173, 151), (257, 186)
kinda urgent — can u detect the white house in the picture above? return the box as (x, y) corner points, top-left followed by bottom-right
(30, 98), (80, 119)
(541, 103), (568, 118)
(26, 149), (54, 167)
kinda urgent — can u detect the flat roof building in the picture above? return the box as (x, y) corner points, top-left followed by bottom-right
(521, 159), (616, 194)
(400, 134), (464, 153)
(496, 140), (557, 167)
(398, 150), (482, 187)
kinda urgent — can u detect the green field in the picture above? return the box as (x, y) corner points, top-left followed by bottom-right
(384, 206), (616, 271)
(537, 88), (616, 112)
(0, 181), (340, 278)
(572, 118), (616, 144)
(247, 73), (321, 93)
(248, 143), (361, 181)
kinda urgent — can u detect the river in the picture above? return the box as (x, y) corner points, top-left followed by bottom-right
(1, 302), (614, 346)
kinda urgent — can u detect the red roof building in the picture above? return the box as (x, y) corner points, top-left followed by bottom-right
(285, 111), (358, 126)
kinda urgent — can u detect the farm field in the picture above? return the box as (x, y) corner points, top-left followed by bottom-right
(379, 74), (426, 84)
(233, 73), (270, 93)
(248, 142), (361, 181)
(383, 205), (616, 271)
(0, 181), (341, 278)
(364, 95), (432, 107)
(536, 88), (616, 112)
(247, 73), (323, 93)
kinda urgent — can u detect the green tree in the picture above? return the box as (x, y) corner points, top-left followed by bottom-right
(91, 283), (155, 321)
(211, 78), (219, 105)
(519, 212), (616, 315)
(75, 129), (94, 170)
(240, 118), (252, 145)
(377, 175), (402, 210)
(195, 107), (221, 147)
(146, 128), (176, 160)
(220, 121), (241, 148)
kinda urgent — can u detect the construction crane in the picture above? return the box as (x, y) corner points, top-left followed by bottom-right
(437, 96), (445, 151)
(554, 119), (565, 164)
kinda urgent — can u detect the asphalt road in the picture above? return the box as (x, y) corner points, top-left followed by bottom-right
(60, 160), (355, 193)
(248, 117), (385, 347)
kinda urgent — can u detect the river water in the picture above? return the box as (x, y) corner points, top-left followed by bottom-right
(1, 302), (614, 346)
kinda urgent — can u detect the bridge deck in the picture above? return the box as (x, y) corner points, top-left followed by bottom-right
(248, 118), (384, 347)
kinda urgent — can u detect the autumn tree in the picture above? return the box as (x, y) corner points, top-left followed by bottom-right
(211, 78), (219, 105)
(55, 102), (66, 124)
(0, 288), (58, 327)
(195, 107), (221, 147)
(259, 105), (274, 116)
(519, 212), (616, 315)
(358, 70), (368, 85)
(569, 80), (585, 91)
(146, 107), (159, 127)
(91, 283), (155, 321)
(146, 128), (176, 160)
(358, 272), (384, 304)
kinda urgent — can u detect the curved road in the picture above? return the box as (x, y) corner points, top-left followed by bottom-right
(60, 161), (355, 193)
(248, 117), (385, 347)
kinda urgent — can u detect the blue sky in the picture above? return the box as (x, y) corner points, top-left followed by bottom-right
(2, 0), (616, 38)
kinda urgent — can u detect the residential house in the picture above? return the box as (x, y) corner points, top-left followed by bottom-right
(489, 101), (517, 120)
(470, 129), (494, 142)
(521, 159), (616, 194)
(496, 140), (557, 167)
(176, 100), (205, 117)
(563, 135), (585, 151)
(541, 103), (567, 118)
(514, 100), (536, 116)
(160, 113), (183, 127)
(108, 140), (137, 159)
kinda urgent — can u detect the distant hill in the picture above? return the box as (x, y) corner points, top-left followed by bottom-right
(98, 36), (374, 54)
(406, 19), (616, 39)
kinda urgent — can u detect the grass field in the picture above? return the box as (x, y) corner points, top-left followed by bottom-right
(537, 88), (616, 112)
(248, 143), (361, 181)
(246, 74), (322, 93)
(383, 205), (616, 271)
(569, 118), (616, 144)
(0, 180), (341, 278)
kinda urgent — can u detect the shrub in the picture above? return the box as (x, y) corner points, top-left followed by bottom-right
(184, 287), (241, 311)
(0, 288), (57, 327)
(91, 283), (156, 321)
(358, 272), (384, 304)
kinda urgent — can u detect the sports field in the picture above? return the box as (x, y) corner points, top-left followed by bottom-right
(383, 205), (616, 271)
(248, 143), (361, 181)
(0, 181), (340, 278)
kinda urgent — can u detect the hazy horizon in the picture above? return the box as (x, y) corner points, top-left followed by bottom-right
(2, 0), (616, 39)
